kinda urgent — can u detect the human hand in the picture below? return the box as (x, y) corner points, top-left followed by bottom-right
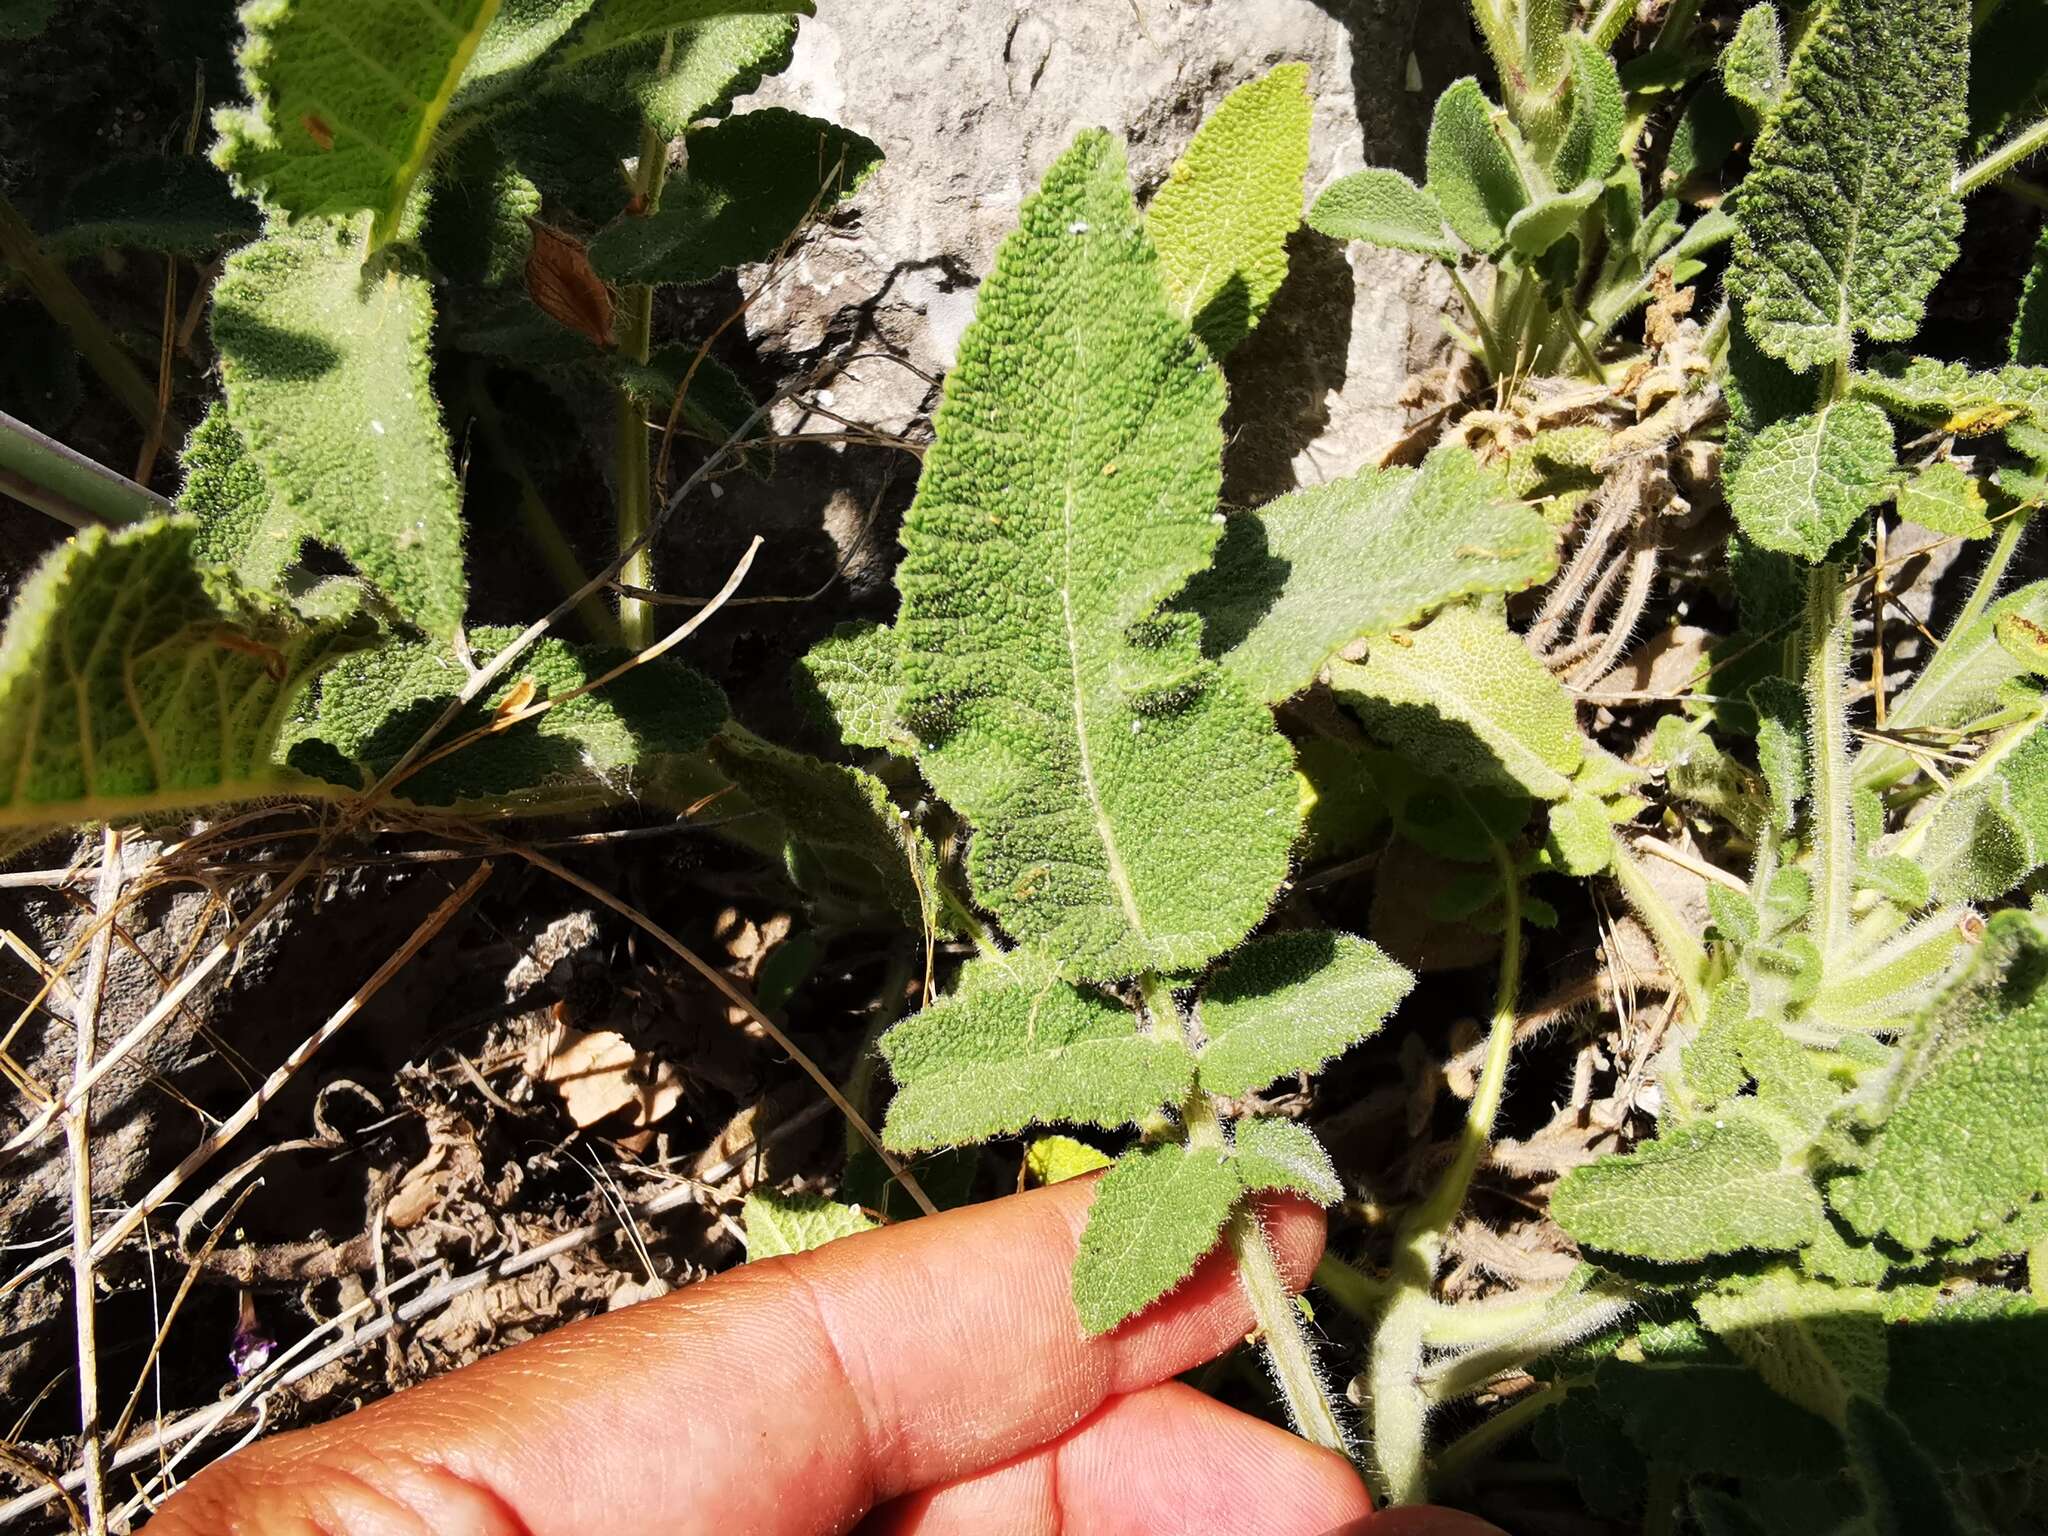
(152, 1178), (1503, 1535)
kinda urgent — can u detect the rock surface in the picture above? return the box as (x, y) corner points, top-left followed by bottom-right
(676, 0), (1478, 660)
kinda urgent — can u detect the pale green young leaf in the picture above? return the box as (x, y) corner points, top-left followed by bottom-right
(0, 521), (369, 830)
(282, 626), (727, 812)
(211, 220), (468, 639)
(792, 621), (913, 754)
(1859, 852), (1930, 909)
(878, 950), (1194, 1153)
(212, 0), (505, 247)
(1552, 1113), (1824, 1262)
(894, 131), (1298, 980)
(1545, 792), (1614, 876)
(1231, 1116), (1341, 1205)
(1072, 1140), (1239, 1333)
(1023, 1134), (1112, 1185)
(1552, 37), (1624, 189)
(1895, 460), (1991, 540)
(1504, 177), (1604, 258)
(709, 730), (937, 930)
(1194, 930), (1413, 1097)
(1723, 402), (1897, 561)
(1175, 444), (1558, 704)
(1829, 911), (2048, 1250)
(1305, 170), (1456, 261)
(1144, 63), (1311, 357)
(1425, 78), (1529, 255)
(1850, 354), (2048, 437)
(45, 156), (260, 259)
(1921, 776), (2043, 904)
(1330, 604), (1584, 801)
(1798, 1214), (1897, 1287)
(1809, 910), (1971, 1032)
(1726, 0), (1968, 369)
(742, 1189), (877, 1259)
(589, 109), (882, 285)
(1722, 4), (1784, 117)
(1731, 1017), (1843, 1134)
(1695, 1269), (1886, 1426)
(176, 403), (301, 590)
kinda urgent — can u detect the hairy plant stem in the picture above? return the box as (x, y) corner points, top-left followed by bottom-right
(614, 118), (672, 649)
(1368, 833), (1522, 1506)
(1956, 113), (2048, 195)
(1137, 972), (1349, 1459)
(1804, 563), (1855, 957)
(1607, 834), (1709, 1044)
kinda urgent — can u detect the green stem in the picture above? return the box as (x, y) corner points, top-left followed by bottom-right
(1585, 0), (1634, 49)
(1429, 1381), (1570, 1490)
(1468, 0), (1527, 111)
(1956, 114), (2048, 196)
(1448, 265), (1506, 380)
(1804, 563), (1855, 957)
(1369, 832), (1523, 1505)
(614, 118), (672, 649)
(1607, 835), (1710, 1040)
(1142, 974), (1350, 1460)
(0, 410), (168, 527)
(1891, 699), (2048, 861)
(0, 192), (174, 440)
(1315, 1254), (1392, 1320)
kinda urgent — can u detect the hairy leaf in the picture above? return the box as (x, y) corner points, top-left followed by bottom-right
(1723, 402), (1897, 561)
(1595, 1357), (1844, 1478)
(1072, 1140), (1239, 1333)
(1546, 792), (1615, 875)
(709, 730), (936, 930)
(590, 109), (882, 285)
(1887, 1292), (2048, 1469)
(1023, 1134), (1112, 1185)
(420, 130), (540, 286)
(1726, 0), (1968, 369)
(1194, 930), (1412, 1096)
(1505, 177), (1604, 258)
(1920, 768), (2048, 904)
(1846, 1398), (1971, 1536)
(1553, 37), (1625, 188)
(742, 1189), (876, 1259)
(1231, 1115), (1342, 1204)
(176, 402), (301, 589)
(45, 156), (260, 258)
(1306, 169), (1456, 261)
(1143, 63), (1310, 357)
(213, 0), (505, 246)
(1829, 911), (2048, 1250)
(211, 220), (468, 638)
(2017, 226), (2048, 367)
(1553, 1113), (1824, 1262)
(1331, 605), (1583, 800)
(1895, 460), (1991, 539)
(451, 0), (597, 111)
(1722, 4), (1784, 116)
(1425, 78), (1529, 255)
(894, 131), (1298, 980)
(547, 0), (811, 75)
(793, 621), (913, 754)
(0, 521), (367, 829)
(283, 626), (727, 812)
(1177, 445), (1557, 704)
(1695, 1269), (1886, 1425)
(878, 950), (1194, 1153)
(1850, 354), (2048, 437)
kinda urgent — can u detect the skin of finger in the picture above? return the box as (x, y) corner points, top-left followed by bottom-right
(861, 1380), (1373, 1536)
(1323, 1512), (1511, 1536)
(151, 1180), (1327, 1536)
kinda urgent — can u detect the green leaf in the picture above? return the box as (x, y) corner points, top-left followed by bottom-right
(1504, 177), (1604, 258)
(1845, 1398), (1971, 1536)
(742, 1189), (876, 1259)
(1722, 3), (1785, 116)
(212, 0), (506, 247)
(1330, 604), (1584, 801)
(1695, 1269), (1887, 1426)
(1231, 1115), (1341, 1205)
(1888, 1291), (2048, 1469)
(588, 109), (882, 285)
(1920, 769), (2047, 904)
(894, 130), (1298, 980)
(1553, 1113), (1824, 1262)
(0, 520), (369, 830)
(1808, 910), (1971, 1031)
(1143, 62), (1310, 357)
(1724, 305), (1823, 475)
(1194, 930), (1413, 1096)
(1726, 0), (1968, 369)
(1723, 401), (1897, 561)
(1176, 444), (1558, 704)
(2015, 225), (2048, 367)
(419, 130), (540, 286)
(1425, 77), (1529, 255)
(1071, 1140), (1240, 1333)
(635, 12), (800, 136)
(1546, 792), (1615, 875)
(1306, 169), (1456, 261)
(283, 626), (726, 812)
(547, 0), (810, 76)
(211, 220), (468, 639)
(792, 621), (913, 754)
(1023, 1134), (1113, 1184)
(878, 950), (1195, 1153)
(176, 402), (301, 590)
(708, 729), (937, 931)
(612, 346), (773, 476)
(1553, 36), (1625, 188)
(1829, 910), (2048, 1250)
(44, 156), (260, 259)
(1895, 460), (1991, 539)
(1596, 1357), (1844, 1478)
(1850, 353), (2048, 437)
(450, 0), (598, 112)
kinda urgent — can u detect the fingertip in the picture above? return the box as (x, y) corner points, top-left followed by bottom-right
(1255, 1192), (1329, 1293)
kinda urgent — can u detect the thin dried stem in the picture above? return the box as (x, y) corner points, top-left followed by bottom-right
(67, 830), (120, 1535)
